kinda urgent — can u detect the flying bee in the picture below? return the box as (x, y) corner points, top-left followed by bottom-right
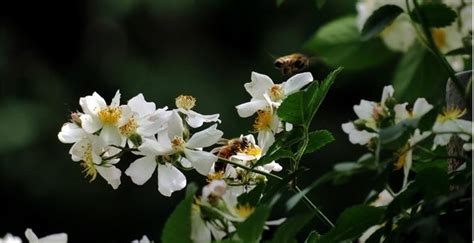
(274, 53), (310, 76)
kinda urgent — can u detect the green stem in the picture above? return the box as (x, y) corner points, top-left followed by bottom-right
(295, 186), (335, 228)
(217, 156), (336, 228)
(294, 125), (309, 170)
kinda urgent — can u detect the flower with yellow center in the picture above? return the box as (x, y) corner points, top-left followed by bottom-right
(433, 107), (472, 150)
(119, 116), (138, 137)
(171, 136), (185, 152)
(80, 145), (98, 182)
(176, 95), (196, 110)
(98, 107), (122, 125)
(253, 109), (273, 132)
(207, 171), (224, 182)
(269, 84), (285, 101)
(437, 107), (466, 123)
(235, 204), (255, 219)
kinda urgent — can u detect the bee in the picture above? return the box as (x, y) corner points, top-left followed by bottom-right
(274, 53), (310, 76)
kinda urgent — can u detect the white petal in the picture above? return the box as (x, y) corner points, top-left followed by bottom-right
(186, 124), (223, 149)
(353, 100), (375, 120)
(69, 137), (91, 162)
(117, 105), (133, 127)
(257, 130), (275, 154)
(412, 98), (433, 117)
(402, 150), (412, 188)
(157, 164), (186, 197)
(125, 156), (157, 185)
(167, 110), (184, 139)
(25, 228), (39, 242)
(342, 122), (377, 145)
(235, 100), (269, 118)
(96, 165), (122, 189)
(381, 85), (394, 104)
(80, 114), (102, 133)
(342, 122), (355, 134)
(79, 92), (106, 115)
(110, 90), (121, 107)
(263, 161), (282, 172)
(38, 233), (68, 243)
(245, 72), (274, 99)
(100, 124), (123, 146)
(380, 16), (416, 52)
(58, 122), (86, 143)
(184, 149), (217, 175)
(128, 93), (156, 118)
(191, 210), (212, 243)
(180, 157), (193, 168)
(394, 103), (410, 123)
(138, 138), (172, 156)
(282, 72), (313, 95)
(185, 110), (220, 128)
(463, 143), (472, 151)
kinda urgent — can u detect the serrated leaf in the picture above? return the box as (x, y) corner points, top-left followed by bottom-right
(318, 205), (385, 243)
(305, 16), (394, 70)
(273, 212), (316, 243)
(161, 184), (198, 243)
(277, 67), (342, 126)
(361, 5), (404, 40)
(233, 206), (271, 243)
(305, 130), (335, 154)
(411, 3), (457, 28)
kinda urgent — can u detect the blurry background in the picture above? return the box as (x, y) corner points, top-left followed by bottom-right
(0, 0), (402, 241)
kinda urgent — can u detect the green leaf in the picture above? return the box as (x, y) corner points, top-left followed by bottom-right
(305, 16), (394, 70)
(260, 169), (307, 204)
(392, 41), (449, 103)
(415, 167), (449, 200)
(273, 212), (316, 243)
(318, 205), (385, 243)
(361, 5), (404, 41)
(410, 3), (457, 28)
(305, 130), (335, 154)
(305, 231), (321, 243)
(315, 0), (326, 9)
(255, 149), (294, 167)
(161, 184), (198, 243)
(277, 67), (342, 126)
(255, 127), (303, 167)
(234, 206), (271, 243)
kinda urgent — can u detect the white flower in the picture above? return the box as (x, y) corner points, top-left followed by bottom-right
(359, 189), (394, 242)
(432, 108), (472, 149)
(69, 135), (122, 189)
(394, 98), (433, 123)
(356, 0), (416, 52)
(131, 235), (150, 243)
(79, 90), (132, 146)
(175, 95), (220, 128)
(0, 233), (21, 243)
(125, 111), (223, 196)
(395, 129), (431, 188)
(25, 228), (67, 243)
(236, 72), (313, 118)
(123, 94), (172, 146)
(342, 122), (378, 145)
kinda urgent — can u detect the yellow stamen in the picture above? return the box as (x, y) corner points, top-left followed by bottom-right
(432, 28), (447, 50)
(245, 147), (262, 157)
(80, 146), (98, 182)
(437, 107), (466, 123)
(120, 117), (138, 137)
(235, 204), (255, 218)
(98, 107), (122, 125)
(207, 171), (224, 182)
(394, 144), (409, 170)
(171, 136), (185, 151)
(269, 84), (285, 101)
(253, 109), (273, 132)
(175, 95), (196, 110)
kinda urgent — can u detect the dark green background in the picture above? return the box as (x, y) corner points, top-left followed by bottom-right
(0, 0), (401, 241)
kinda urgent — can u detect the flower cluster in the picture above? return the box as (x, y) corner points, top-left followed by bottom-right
(342, 85), (472, 188)
(191, 180), (283, 242)
(356, 0), (471, 70)
(58, 91), (222, 196)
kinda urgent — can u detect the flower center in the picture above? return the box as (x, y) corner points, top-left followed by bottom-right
(432, 28), (447, 50)
(394, 144), (409, 170)
(175, 95), (196, 110)
(253, 109), (273, 132)
(80, 145), (98, 182)
(245, 146), (262, 157)
(437, 107), (466, 123)
(120, 116), (138, 137)
(235, 204), (255, 218)
(269, 84), (285, 101)
(98, 107), (122, 125)
(171, 136), (185, 151)
(207, 171), (224, 182)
